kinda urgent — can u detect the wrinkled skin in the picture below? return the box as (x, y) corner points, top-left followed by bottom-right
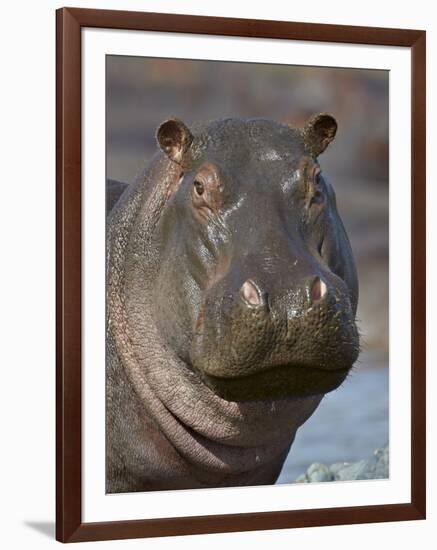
(106, 115), (359, 493)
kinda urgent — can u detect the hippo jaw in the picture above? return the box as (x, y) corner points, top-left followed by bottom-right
(197, 363), (351, 403)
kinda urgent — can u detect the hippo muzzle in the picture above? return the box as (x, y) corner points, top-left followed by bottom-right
(191, 249), (359, 401)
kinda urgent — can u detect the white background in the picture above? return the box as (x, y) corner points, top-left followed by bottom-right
(0, 0), (434, 549)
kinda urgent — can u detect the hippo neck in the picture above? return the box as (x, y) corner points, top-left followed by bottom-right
(107, 155), (322, 478)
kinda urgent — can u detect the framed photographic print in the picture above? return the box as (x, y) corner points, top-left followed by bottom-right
(56, 7), (426, 543)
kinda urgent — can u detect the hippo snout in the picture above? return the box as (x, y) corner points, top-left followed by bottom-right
(191, 270), (359, 401)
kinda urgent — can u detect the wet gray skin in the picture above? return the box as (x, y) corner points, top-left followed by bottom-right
(106, 114), (359, 493)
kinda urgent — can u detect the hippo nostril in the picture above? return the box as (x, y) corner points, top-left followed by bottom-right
(240, 279), (262, 307)
(311, 277), (327, 303)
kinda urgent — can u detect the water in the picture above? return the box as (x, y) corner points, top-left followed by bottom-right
(277, 352), (389, 483)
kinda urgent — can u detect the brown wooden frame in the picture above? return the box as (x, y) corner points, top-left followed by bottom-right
(56, 6), (426, 543)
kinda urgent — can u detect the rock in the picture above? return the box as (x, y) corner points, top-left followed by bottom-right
(294, 443), (389, 483)
(329, 462), (350, 476)
(306, 463), (334, 482)
(334, 459), (373, 481)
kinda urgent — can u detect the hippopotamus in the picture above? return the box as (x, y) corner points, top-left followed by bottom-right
(106, 114), (359, 493)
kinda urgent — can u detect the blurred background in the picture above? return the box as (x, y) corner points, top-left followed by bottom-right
(106, 56), (389, 481)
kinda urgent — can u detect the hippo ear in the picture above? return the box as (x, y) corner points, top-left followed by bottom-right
(302, 113), (338, 157)
(156, 118), (194, 165)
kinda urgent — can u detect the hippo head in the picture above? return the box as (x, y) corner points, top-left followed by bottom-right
(153, 115), (359, 402)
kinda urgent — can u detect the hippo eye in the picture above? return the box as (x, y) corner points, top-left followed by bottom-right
(191, 165), (223, 216)
(193, 180), (204, 196)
